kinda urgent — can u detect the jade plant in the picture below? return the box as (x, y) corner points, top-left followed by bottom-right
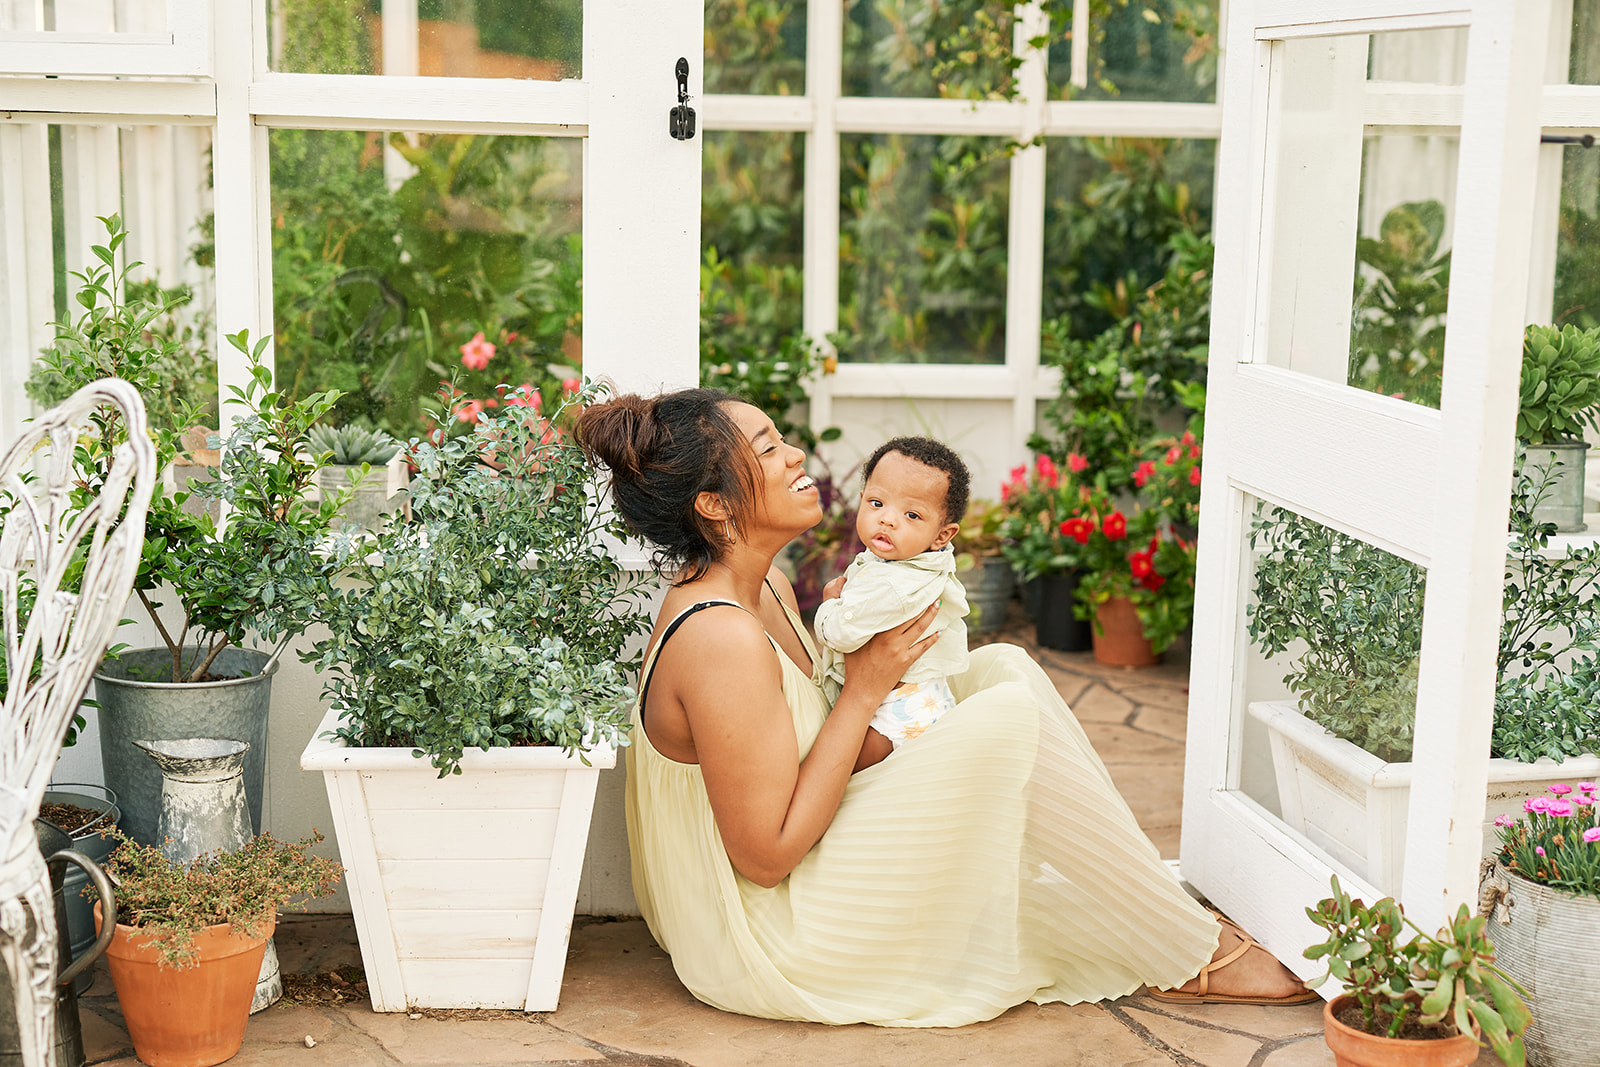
(1518, 322), (1600, 445)
(1305, 875), (1529, 1065)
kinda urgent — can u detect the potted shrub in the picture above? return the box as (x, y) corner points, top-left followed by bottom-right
(998, 454), (1092, 650)
(1247, 456), (1600, 893)
(307, 423), (405, 532)
(299, 384), (651, 1011)
(1518, 322), (1600, 533)
(97, 829), (341, 1067)
(1304, 874), (1530, 1067)
(31, 215), (350, 845)
(1482, 783), (1600, 1066)
(952, 496), (1015, 635)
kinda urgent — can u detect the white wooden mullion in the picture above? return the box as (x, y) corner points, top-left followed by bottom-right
(803, 0), (843, 437)
(581, 0), (702, 396)
(1254, 1), (1470, 38)
(701, 93), (813, 132)
(1401, 0), (1549, 931)
(1039, 100), (1221, 137)
(1542, 84), (1600, 127)
(833, 96), (1025, 134)
(250, 74), (589, 136)
(210, 0), (267, 432)
(0, 77), (215, 120)
(1005, 3), (1049, 472)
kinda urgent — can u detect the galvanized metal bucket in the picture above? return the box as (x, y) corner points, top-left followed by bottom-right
(92, 647), (278, 847)
(960, 556), (1014, 635)
(41, 786), (119, 995)
(1486, 866), (1600, 1066)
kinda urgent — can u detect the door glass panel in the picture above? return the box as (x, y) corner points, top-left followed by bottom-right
(1234, 497), (1425, 896)
(1556, 142), (1600, 329)
(1256, 30), (1465, 410)
(1046, 0), (1218, 103)
(836, 134), (1010, 364)
(268, 129), (582, 439)
(270, 0), (581, 80)
(706, 0), (806, 94)
(1572, 0), (1600, 84)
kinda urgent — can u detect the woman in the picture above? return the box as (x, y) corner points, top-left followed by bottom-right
(577, 387), (1311, 1026)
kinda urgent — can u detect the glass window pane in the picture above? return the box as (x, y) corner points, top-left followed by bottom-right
(1237, 498), (1424, 895)
(271, 0), (581, 80)
(1571, 0), (1600, 84)
(1258, 31), (1464, 410)
(705, 0), (806, 94)
(701, 131), (805, 364)
(1, 0), (170, 36)
(841, 0), (1018, 100)
(1047, 0), (1218, 103)
(269, 129), (583, 439)
(1556, 143), (1600, 328)
(1041, 137), (1216, 340)
(837, 134), (1009, 364)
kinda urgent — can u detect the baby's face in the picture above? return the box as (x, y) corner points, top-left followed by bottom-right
(856, 452), (959, 561)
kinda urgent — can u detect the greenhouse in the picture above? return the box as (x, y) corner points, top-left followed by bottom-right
(1, 0), (1599, 1064)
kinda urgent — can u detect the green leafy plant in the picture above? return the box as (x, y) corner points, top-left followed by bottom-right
(1304, 874), (1529, 1065)
(1517, 322), (1600, 445)
(952, 497), (1013, 566)
(308, 424), (402, 466)
(998, 454), (1083, 583)
(305, 383), (653, 776)
(1246, 506), (1425, 762)
(1494, 783), (1600, 902)
(104, 829), (342, 969)
(1347, 199), (1451, 408)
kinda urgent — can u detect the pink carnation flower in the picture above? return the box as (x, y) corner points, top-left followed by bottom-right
(1493, 814), (1514, 828)
(1526, 796), (1553, 813)
(1586, 827), (1600, 844)
(1550, 799), (1575, 817)
(1550, 783), (1573, 797)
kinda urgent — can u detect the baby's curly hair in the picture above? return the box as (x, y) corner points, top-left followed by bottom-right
(861, 436), (970, 526)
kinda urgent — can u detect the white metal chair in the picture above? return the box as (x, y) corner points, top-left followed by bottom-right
(0, 380), (156, 1067)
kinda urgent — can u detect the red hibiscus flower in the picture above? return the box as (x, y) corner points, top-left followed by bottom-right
(1141, 572), (1166, 592)
(1132, 460), (1157, 487)
(1128, 551), (1153, 579)
(1059, 517), (1092, 545)
(1102, 510), (1127, 541)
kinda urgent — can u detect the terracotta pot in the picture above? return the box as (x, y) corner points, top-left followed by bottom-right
(1322, 994), (1482, 1067)
(1092, 596), (1159, 667)
(97, 902), (273, 1067)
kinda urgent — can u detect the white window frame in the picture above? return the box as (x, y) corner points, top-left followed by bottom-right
(1181, 0), (1553, 970)
(0, 0), (211, 77)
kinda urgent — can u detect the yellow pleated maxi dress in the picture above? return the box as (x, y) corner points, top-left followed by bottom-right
(625, 599), (1220, 1027)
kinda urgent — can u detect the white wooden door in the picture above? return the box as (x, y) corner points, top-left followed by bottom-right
(1180, 0), (1551, 974)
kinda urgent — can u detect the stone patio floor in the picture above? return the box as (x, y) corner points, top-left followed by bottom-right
(74, 610), (1506, 1067)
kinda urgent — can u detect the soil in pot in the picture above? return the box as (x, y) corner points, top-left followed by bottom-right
(1323, 994), (1482, 1067)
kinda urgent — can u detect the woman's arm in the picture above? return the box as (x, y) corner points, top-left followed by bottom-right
(672, 603), (938, 887)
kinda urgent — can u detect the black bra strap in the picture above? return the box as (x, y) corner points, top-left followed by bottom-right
(639, 600), (744, 714)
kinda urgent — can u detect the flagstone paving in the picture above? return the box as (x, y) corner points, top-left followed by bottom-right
(74, 607), (1506, 1067)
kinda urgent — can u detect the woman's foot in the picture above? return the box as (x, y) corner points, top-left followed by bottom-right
(1147, 916), (1320, 1006)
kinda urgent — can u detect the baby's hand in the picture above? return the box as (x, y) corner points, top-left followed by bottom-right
(821, 574), (848, 602)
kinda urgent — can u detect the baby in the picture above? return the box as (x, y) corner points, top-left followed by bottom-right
(815, 436), (971, 766)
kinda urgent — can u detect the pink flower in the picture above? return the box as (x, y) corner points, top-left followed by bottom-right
(1066, 453), (1089, 474)
(1536, 846), (1547, 857)
(1550, 783), (1573, 796)
(1578, 796), (1594, 807)
(1550, 799), (1575, 817)
(1165, 445), (1182, 466)
(1035, 454), (1060, 488)
(1133, 460), (1157, 488)
(1189, 444), (1201, 460)
(1001, 465), (1027, 502)
(563, 377), (582, 394)
(453, 399), (485, 423)
(504, 385), (541, 408)
(1581, 782), (1597, 793)
(1586, 827), (1600, 844)
(1494, 814), (1515, 828)
(1526, 796), (1553, 813)
(459, 332), (496, 371)
(1180, 430), (1195, 446)
(1189, 466), (1202, 486)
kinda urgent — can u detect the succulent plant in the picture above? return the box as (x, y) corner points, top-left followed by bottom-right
(1518, 323), (1600, 445)
(308, 424), (402, 466)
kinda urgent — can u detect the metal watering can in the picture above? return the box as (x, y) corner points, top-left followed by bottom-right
(0, 818), (116, 1067)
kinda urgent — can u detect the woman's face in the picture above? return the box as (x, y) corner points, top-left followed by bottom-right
(725, 402), (821, 534)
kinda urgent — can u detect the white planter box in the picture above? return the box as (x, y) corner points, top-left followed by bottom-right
(300, 706), (615, 1012)
(1248, 700), (1600, 895)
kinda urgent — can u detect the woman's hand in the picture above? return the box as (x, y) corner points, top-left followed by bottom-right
(839, 601), (941, 704)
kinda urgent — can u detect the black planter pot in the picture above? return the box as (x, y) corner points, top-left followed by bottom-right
(1035, 572), (1093, 651)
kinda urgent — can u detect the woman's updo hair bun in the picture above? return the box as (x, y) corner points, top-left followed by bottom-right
(577, 386), (756, 582)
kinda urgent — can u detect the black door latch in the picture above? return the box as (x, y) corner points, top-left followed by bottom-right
(669, 57), (696, 140)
